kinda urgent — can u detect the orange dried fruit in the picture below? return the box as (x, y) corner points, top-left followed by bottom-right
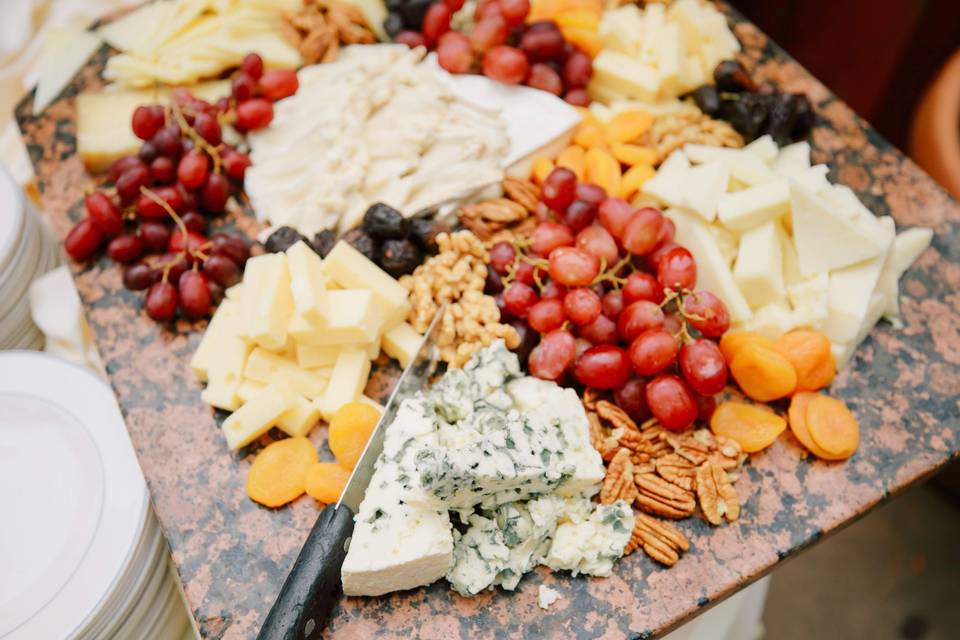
(584, 147), (621, 197)
(729, 342), (797, 402)
(329, 401), (381, 470)
(560, 27), (604, 57)
(620, 163), (655, 200)
(719, 331), (775, 363)
(773, 330), (836, 392)
(710, 401), (787, 453)
(556, 145), (587, 181)
(806, 395), (859, 459)
(555, 9), (600, 30)
(604, 110), (653, 144)
(610, 143), (657, 167)
(787, 392), (832, 458)
(573, 120), (607, 149)
(532, 157), (555, 184)
(527, 0), (565, 20)
(304, 462), (352, 504)
(246, 437), (318, 508)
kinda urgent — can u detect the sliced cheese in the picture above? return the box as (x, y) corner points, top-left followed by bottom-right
(276, 394), (321, 438)
(321, 242), (411, 330)
(591, 50), (660, 102)
(190, 299), (239, 382)
(733, 221), (785, 308)
(222, 384), (295, 450)
(683, 145), (778, 186)
(237, 379), (267, 404)
(733, 302), (795, 339)
(717, 178), (790, 231)
(33, 29), (102, 114)
(772, 141), (811, 178)
(316, 348), (372, 420)
(199, 308), (252, 412)
(289, 290), (381, 346)
(791, 164), (831, 193)
(244, 347), (329, 400)
(239, 252), (293, 350)
(383, 322), (423, 369)
(787, 272), (829, 329)
(681, 162), (729, 222)
(295, 343), (341, 370)
(891, 227), (933, 277)
(286, 241), (328, 327)
(743, 135), (778, 163)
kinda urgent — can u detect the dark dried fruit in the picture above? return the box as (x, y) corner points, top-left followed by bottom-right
(721, 93), (769, 141)
(713, 60), (757, 93)
(342, 228), (379, 262)
(791, 93), (816, 139)
(763, 93), (799, 145)
(384, 12), (404, 38)
(264, 225), (306, 253)
(398, 0), (433, 30)
(692, 85), (721, 116)
(408, 217), (448, 254)
(311, 229), (337, 258)
(362, 202), (407, 240)
(379, 238), (422, 277)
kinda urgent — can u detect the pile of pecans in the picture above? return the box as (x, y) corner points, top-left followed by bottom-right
(584, 390), (746, 566)
(457, 177), (539, 247)
(281, 0), (377, 65)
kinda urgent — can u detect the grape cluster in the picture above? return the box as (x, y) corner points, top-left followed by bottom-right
(393, 0), (593, 105)
(487, 167), (732, 432)
(691, 60), (815, 145)
(63, 53), (297, 322)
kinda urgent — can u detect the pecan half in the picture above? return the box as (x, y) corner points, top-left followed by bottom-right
(587, 411), (605, 450)
(459, 199), (529, 241)
(655, 453), (698, 492)
(634, 471), (696, 519)
(502, 177), (541, 212)
(601, 449), (638, 505)
(582, 388), (603, 411)
(696, 462), (740, 525)
(625, 512), (691, 566)
(596, 400), (639, 432)
(665, 431), (712, 466)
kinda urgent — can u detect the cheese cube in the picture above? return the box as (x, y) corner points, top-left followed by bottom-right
(791, 164), (831, 193)
(244, 347), (329, 400)
(592, 50), (660, 102)
(239, 253), (293, 351)
(316, 348), (372, 420)
(237, 379), (266, 404)
(222, 385), (295, 450)
(683, 145), (778, 185)
(199, 319), (252, 412)
(733, 303), (796, 339)
(295, 343), (340, 369)
(733, 221), (785, 308)
(286, 241), (328, 327)
(383, 322), (423, 369)
(743, 135), (778, 163)
(289, 290), (382, 346)
(321, 242), (410, 330)
(882, 226), (934, 319)
(276, 394), (321, 438)
(773, 141), (811, 178)
(787, 273), (829, 329)
(717, 178), (790, 231)
(190, 299), (239, 382)
(682, 162), (729, 222)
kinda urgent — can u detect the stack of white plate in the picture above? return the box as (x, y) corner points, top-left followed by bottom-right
(0, 351), (194, 639)
(0, 164), (60, 350)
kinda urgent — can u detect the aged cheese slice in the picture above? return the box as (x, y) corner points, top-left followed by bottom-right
(244, 347), (328, 400)
(733, 221), (785, 308)
(591, 50), (660, 102)
(295, 343), (341, 369)
(239, 253), (294, 350)
(787, 272), (829, 329)
(717, 178), (790, 231)
(222, 384), (295, 450)
(76, 90), (148, 172)
(773, 141), (811, 178)
(286, 241), (328, 327)
(383, 322), (422, 368)
(289, 290), (381, 346)
(190, 299), (238, 382)
(236, 379), (266, 404)
(276, 394), (321, 438)
(321, 242), (411, 330)
(316, 348), (372, 420)
(791, 164), (831, 193)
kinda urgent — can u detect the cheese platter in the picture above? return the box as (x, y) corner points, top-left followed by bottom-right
(14, 0), (960, 637)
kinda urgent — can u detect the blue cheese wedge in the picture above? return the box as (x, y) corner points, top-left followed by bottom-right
(543, 500), (634, 577)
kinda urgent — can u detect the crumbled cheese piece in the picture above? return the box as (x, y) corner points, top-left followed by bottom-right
(538, 585), (562, 610)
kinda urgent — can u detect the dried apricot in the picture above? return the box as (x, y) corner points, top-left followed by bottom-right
(710, 401), (786, 453)
(560, 27), (604, 57)
(584, 147), (621, 197)
(532, 157), (555, 184)
(610, 143), (657, 167)
(620, 163), (655, 200)
(719, 331), (775, 363)
(556, 145), (587, 182)
(573, 120), (607, 149)
(329, 401), (381, 470)
(806, 395), (859, 459)
(729, 342), (797, 402)
(788, 392), (830, 457)
(604, 110), (653, 144)
(554, 9), (600, 30)
(246, 437), (318, 508)
(304, 462), (351, 504)
(773, 330), (836, 392)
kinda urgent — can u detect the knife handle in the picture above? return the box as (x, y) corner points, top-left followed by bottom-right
(257, 504), (355, 640)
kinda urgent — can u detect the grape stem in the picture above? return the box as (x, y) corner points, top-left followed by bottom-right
(139, 186), (207, 265)
(169, 100), (222, 175)
(660, 287), (698, 345)
(590, 253), (632, 288)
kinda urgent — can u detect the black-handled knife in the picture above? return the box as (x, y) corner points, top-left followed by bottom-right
(257, 307), (446, 639)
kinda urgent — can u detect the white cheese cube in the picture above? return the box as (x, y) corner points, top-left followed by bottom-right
(681, 162), (729, 222)
(717, 178), (790, 232)
(222, 385), (295, 450)
(236, 379), (266, 404)
(288, 290), (382, 346)
(286, 241), (328, 327)
(244, 348), (329, 400)
(787, 273), (829, 329)
(239, 253), (293, 351)
(733, 221), (785, 308)
(316, 348), (372, 420)
(295, 343), (340, 369)
(743, 135), (778, 163)
(199, 318), (252, 412)
(321, 242), (410, 330)
(591, 50), (660, 102)
(383, 322), (423, 368)
(683, 145), (778, 185)
(773, 141), (811, 177)
(190, 299), (239, 382)
(276, 394), (321, 438)
(732, 302), (796, 339)
(791, 164), (831, 193)
(666, 208), (752, 322)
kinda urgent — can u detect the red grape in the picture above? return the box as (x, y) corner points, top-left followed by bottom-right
(231, 72), (256, 101)
(659, 217), (676, 244)
(540, 281), (567, 300)
(85, 192), (123, 237)
(203, 254), (241, 287)
(138, 142), (158, 163)
(542, 167), (577, 211)
(470, 15), (509, 53)
(597, 198), (633, 238)
(575, 337), (592, 359)
(240, 52), (264, 79)
(528, 298), (566, 332)
(64, 218), (105, 261)
(158, 252), (189, 285)
(168, 228), (207, 255)
(683, 290), (730, 338)
(663, 311), (683, 335)
(145, 281), (178, 321)
(495, 292), (512, 320)
(258, 69), (299, 101)
(526, 63), (563, 96)
(123, 263), (160, 290)
(531, 221), (574, 255)
(108, 156), (146, 184)
(645, 374), (697, 432)
(132, 105), (165, 141)
(628, 328), (678, 375)
(193, 112), (222, 146)
(438, 31), (474, 73)
(178, 271), (212, 319)
(177, 149), (209, 189)
(549, 246), (599, 287)
(657, 246), (697, 290)
(601, 289), (624, 318)
(563, 287), (601, 325)
(235, 99), (273, 131)
(614, 378), (650, 422)
(648, 241), (679, 271)
(181, 211), (207, 234)
(575, 183), (606, 206)
(528, 329), (576, 380)
(395, 30), (427, 48)
(443, 0), (465, 9)
(622, 207), (664, 256)
(563, 199), (595, 233)
(136, 186), (183, 220)
(482, 45), (529, 84)
(562, 50), (593, 88)
(578, 313), (617, 344)
(489, 241), (517, 274)
(695, 394), (717, 422)
(564, 89), (590, 106)
(475, 0), (505, 20)
(150, 156), (175, 183)
(503, 281), (539, 317)
(519, 24), (565, 61)
(106, 234), (144, 263)
(422, 2), (453, 44)
(116, 164), (151, 203)
(574, 345), (629, 389)
(575, 225), (618, 265)
(151, 124), (182, 158)
(210, 232), (250, 265)
(678, 338), (727, 395)
(201, 174), (230, 213)
(499, 0), (530, 25)
(623, 271), (664, 305)
(617, 300), (664, 342)
(139, 221), (170, 253)
(222, 150), (252, 182)
(485, 267), (504, 294)
(510, 319), (538, 363)
(513, 259), (536, 285)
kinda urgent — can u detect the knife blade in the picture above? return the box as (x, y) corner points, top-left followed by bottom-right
(256, 306), (446, 640)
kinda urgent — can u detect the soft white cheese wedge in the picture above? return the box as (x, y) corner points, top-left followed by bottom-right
(717, 178), (790, 231)
(733, 221), (785, 308)
(880, 226), (934, 319)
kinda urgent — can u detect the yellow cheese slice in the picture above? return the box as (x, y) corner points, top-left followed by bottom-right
(321, 242), (411, 330)
(276, 394), (321, 438)
(244, 347), (329, 400)
(286, 241), (328, 327)
(316, 349), (371, 421)
(222, 384), (295, 450)
(382, 322), (422, 369)
(240, 253), (293, 351)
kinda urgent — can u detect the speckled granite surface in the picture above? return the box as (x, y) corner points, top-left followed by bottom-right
(15, 5), (960, 639)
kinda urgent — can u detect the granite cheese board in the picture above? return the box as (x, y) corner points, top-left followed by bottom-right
(15, 2), (960, 638)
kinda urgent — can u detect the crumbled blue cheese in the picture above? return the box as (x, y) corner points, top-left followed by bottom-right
(538, 585), (562, 610)
(543, 500), (634, 577)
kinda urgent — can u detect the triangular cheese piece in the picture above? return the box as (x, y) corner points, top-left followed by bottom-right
(790, 181), (889, 276)
(681, 161), (729, 222)
(743, 135), (778, 163)
(773, 141), (811, 178)
(33, 29), (101, 114)
(641, 165), (687, 208)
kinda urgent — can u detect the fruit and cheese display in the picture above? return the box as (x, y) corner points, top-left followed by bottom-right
(339, 341), (634, 596)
